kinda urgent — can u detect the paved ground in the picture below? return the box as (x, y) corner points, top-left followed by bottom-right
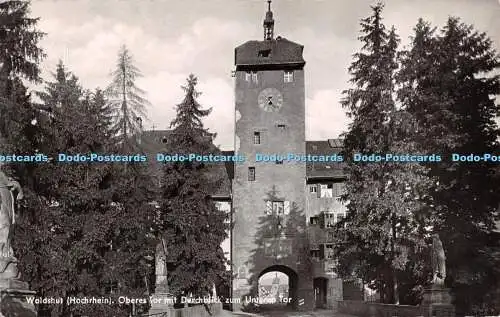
(221, 308), (357, 317)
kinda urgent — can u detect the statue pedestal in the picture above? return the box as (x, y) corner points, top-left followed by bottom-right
(149, 292), (174, 316)
(0, 261), (37, 317)
(0, 288), (37, 317)
(421, 287), (454, 317)
(0, 278), (29, 290)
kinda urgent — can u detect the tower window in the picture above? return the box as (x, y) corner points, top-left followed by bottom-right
(253, 132), (261, 144)
(277, 123), (286, 130)
(258, 49), (271, 57)
(251, 72), (258, 83)
(265, 200), (290, 215)
(248, 167), (255, 181)
(284, 71), (294, 83)
(245, 71), (258, 83)
(244, 71), (258, 83)
(273, 201), (284, 215)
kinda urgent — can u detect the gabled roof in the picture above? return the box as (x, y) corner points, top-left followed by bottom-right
(305, 139), (346, 180)
(139, 130), (174, 153)
(235, 37), (305, 68)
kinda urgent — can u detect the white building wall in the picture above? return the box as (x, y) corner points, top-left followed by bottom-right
(215, 201), (231, 270)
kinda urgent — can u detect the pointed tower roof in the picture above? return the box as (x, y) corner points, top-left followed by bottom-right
(235, 1), (305, 69)
(263, 0), (274, 40)
(272, 272), (280, 284)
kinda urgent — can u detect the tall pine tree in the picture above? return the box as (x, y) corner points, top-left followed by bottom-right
(398, 17), (500, 315)
(337, 4), (430, 304)
(158, 74), (229, 305)
(105, 45), (150, 150)
(0, 0), (44, 83)
(0, 0), (45, 165)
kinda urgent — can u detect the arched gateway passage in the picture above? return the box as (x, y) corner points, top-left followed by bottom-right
(257, 265), (298, 312)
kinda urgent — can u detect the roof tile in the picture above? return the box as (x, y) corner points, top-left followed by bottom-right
(235, 37), (305, 67)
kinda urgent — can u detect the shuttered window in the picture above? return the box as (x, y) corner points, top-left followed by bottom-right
(265, 200), (290, 215)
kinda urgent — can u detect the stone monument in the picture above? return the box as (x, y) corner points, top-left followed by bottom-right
(421, 234), (454, 317)
(0, 170), (36, 317)
(149, 239), (173, 316)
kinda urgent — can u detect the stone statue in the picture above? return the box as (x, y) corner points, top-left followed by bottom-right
(431, 233), (446, 287)
(149, 239), (173, 315)
(155, 239), (168, 293)
(0, 170), (23, 281)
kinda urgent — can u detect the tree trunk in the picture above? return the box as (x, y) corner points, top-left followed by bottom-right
(121, 58), (128, 152)
(391, 217), (399, 304)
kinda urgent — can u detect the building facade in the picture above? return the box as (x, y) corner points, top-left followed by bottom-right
(141, 2), (349, 312)
(230, 2), (345, 311)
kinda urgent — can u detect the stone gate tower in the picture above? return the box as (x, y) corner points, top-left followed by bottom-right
(232, 0), (313, 311)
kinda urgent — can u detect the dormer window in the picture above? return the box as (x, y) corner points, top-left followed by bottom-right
(258, 49), (271, 58)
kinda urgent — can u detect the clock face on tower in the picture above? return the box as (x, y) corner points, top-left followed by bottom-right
(258, 88), (283, 112)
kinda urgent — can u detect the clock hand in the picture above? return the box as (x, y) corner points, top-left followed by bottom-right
(267, 98), (273, 106)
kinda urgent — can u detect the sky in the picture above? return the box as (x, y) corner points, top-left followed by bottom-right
(28, 0), (500, 150)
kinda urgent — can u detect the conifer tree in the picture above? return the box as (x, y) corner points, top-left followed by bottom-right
(158, 74), (230, 304)
(0, 0), (45, 154)
(398, 17), (500, 315)
(0, 0), (45, 84)
(337, 4), (431, 304)
(105, 45), (150, 150)
(13, 63), (156, 317)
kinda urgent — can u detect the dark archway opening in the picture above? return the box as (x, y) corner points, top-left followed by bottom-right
(313, 277), (328, 309)
(257, 265), (298, 312)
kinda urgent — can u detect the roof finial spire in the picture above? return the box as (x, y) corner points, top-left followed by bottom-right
(263, 0), (275, 40)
